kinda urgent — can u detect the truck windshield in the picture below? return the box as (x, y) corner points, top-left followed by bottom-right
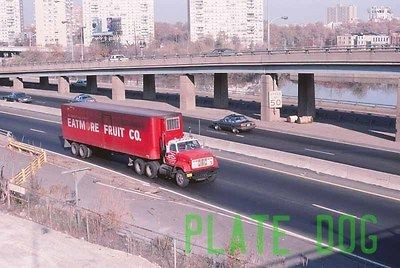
(177, 140), (201, 151)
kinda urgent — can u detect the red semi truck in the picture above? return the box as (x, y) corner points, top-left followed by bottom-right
(61, 102), (218, 187)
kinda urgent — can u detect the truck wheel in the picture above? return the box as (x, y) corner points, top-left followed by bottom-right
(214, 124), (221, 131)
(71, 142), (79, 156)
(175, 170), (189, 188)
(145, 161), (160, 179)
(79, 144), (89, 158)
(86, 147), (93, 158)
(207, 172), (217, 183)
(134, 158), (145, 175)
(232, 128), (239, 134)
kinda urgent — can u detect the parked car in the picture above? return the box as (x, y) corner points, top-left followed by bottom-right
(207, 48), (239, 57)
(72, 79), (87, 87)
(109, 54), (129, 61)
(212, 114), (256, 133)
(69, 94), (96, 103)
(2, 92), (32, 103)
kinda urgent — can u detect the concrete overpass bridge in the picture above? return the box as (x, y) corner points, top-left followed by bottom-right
(0, 47), (399, 140)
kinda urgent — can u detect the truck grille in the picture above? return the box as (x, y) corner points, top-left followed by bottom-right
(191, 157), (214, 169)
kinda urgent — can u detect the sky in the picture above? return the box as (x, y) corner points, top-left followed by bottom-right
(23, 0), (400, 25)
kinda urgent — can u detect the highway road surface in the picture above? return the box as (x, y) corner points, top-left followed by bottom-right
(1, 89), (399, 176)
(0, 109), (399, 267)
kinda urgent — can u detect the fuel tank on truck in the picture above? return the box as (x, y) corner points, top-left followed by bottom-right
(61, 102), (184, 160)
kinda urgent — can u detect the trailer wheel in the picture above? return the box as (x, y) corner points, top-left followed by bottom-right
(175, 170), (189, 188)
(86, 147), (93, 158)
(78, 144), (89, 158)
(133, 158), (145, 175)
(71, 142), (79, 156)
(145, 161), (160, 179)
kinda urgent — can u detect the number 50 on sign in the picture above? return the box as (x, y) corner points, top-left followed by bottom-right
(268, 91), (283, 108)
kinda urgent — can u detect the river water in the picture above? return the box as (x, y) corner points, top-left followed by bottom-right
(280, 80), (397, 106)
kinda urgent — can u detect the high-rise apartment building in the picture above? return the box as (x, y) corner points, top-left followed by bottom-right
(35, 0), (73, 47)
(82, 0), (154, 46)
(0, 0), (24, 45)
(369, 6), (393, 22)
(188, 0), (264, 46)
(327, 4), (357, 24)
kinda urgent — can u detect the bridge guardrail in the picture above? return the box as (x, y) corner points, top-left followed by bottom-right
(0, 129), (13, 138)
(1, 46), (399, 67)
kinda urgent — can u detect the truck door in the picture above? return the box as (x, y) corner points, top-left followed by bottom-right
(102, 114), (112, 147)
(165, 143), (178, 166)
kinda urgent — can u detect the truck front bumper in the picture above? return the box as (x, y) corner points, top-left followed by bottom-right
(187, 168), (218, 182)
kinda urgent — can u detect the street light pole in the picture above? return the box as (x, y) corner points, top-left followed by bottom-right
(80, 26), (86, 61)
(267, 16), (288, 51)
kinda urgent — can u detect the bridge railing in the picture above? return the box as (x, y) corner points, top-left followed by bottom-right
(1, 45), (399, 68)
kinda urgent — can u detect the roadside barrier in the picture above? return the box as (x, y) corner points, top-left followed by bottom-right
(7, 139), (47, 193)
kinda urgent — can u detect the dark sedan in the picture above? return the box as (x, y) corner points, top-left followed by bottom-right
(2, 92), (32, 103)
(212, 114), (256, 134)
(69, 93), (96, 103)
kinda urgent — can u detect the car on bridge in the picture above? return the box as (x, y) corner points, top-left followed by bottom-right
(72, 79), (87, 88)
(207, 48), (241, 57)
(212, 114), (256, 134)
(109, 54), (129, 62)
(2, 92), (32, 103)
(69, 94), (96, 103)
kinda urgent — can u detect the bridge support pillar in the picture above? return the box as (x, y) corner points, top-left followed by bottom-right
(13, 77), (24, 90)
(396, 79), (400, 142)
(143, 74), (156, 100)
(214, 73), (229, 109)
(298, 73), (316, 117)
(39, 77), (49, 87)
(112, 75), (125, 101)
(261, 74), (281, 122)
(0, 78), (10, 86)
(87, 75), (97, 94)
(180, 74), (196, 111)
(58, 76), (70, 94)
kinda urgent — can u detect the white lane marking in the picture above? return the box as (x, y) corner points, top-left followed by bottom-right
(305, 148), (335, 156)
(95, 181), (163, 200)
(216, 155), (400, 203)
(160, 187), (389, 268)
(206, 129), (228, 135)
(35, 101), (47, 104)
(236, 134), (245, 138)
(46, 150), (151, 187)
(30, 128), (46, 134)
(312, 204), (364, 221)
(2, 110), (399, 202)
(0, 110), (60, 124)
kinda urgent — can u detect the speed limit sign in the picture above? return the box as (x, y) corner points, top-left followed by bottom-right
(268, 91), (283, 108)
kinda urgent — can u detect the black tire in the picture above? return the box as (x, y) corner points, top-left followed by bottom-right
(214, 124), (221, 131)
(71, 142), (79, 156)
(232, 128), (239, 134)
(86, 147), (93, 158)
(134, 158), (146, 175)
(175, 170), (190, 188)
(145, 161), (160, 179)
(207, 172), (217, 183)
(78, 144), (89, 158)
